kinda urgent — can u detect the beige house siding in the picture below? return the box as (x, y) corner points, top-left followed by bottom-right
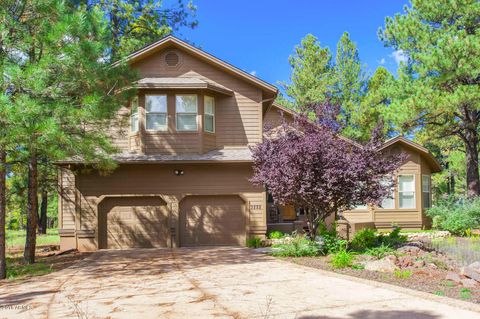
(343, 144), (431, 230)
(131, 47), (263, 150)
(59, 163), (266, 250)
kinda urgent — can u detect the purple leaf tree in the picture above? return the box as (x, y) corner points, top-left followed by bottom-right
(251, 103), (403, 239)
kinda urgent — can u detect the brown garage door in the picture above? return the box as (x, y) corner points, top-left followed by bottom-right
(98, 197), (168, 249)
(180, 195), (246, 246)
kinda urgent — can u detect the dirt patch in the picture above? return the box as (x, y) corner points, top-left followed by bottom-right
(285, 256), (480, 304)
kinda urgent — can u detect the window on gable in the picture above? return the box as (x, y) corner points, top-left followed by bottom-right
(130, 97), (139, 133)
(176, 95), (198, 131)
(204, 96), (215, 133)
(399, 175), (415, 209)
(146, 95), (167, 131)
(422, 175), (431, 208)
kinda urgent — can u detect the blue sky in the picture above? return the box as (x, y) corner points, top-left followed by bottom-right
(179, 0), (409, 90)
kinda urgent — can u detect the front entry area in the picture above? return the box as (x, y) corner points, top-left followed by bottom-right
(179, 195), (246, 246)
(98, 196), (169, 249)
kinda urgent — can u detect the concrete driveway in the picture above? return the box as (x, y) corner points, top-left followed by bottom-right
(1, 248), (479, 319)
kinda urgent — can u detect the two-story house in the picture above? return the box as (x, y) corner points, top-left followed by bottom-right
(57, 36), (441, 251)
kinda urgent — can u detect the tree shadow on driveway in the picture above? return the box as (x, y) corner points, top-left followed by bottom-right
(299, 309), (441, 319)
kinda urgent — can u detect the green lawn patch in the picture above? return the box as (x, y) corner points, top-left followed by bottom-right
(6, 256), (53, 280)
(6, 229), (59, 248)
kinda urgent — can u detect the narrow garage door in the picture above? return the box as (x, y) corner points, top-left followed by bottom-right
(98, 197), (168, 249)
(180, 195), (246, 246)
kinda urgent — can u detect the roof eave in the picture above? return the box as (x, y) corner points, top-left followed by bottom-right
(113, 35), (278, 95)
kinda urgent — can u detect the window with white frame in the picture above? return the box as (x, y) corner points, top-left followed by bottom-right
(146, 95), (168, 131)
(130, 97), (139, 133)
(176, 95), (198, 131)
(399, 175), (415, 209)
(380, 177), (395, 209)
(204, 96), (215, 133)
(353, 204), (368, 210)
(422, 175), (431, 208)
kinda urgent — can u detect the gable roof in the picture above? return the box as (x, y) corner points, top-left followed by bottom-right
(268, 104), (442, 173)
(113, 35), (278, 96)
(378, 136), (442, 173)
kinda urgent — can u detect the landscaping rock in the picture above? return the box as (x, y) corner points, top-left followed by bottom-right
(397, 245), (422, 256)
(445, 272), (462, 284)
(468, 261), (480, 273)
(461, 266), (480, 282)
(461, 278), (478, 288)
(413, 260), (425, 268)
(397, 256), (414, 268)
(365, 256), (399, 273)
(428, 263), (438, 270)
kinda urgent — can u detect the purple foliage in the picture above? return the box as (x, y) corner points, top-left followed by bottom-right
(251, 103), (403, 239)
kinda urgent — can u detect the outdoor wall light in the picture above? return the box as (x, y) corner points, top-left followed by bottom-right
(174, 169), (184, 176)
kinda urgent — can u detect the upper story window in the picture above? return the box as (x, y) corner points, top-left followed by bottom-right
(130, 97), (139, 133)
(399, 175), (415, 209)
(422, 175), (431, 208)
(176, 95), (198, 131)
(204, 96), (215, 133)
(146, 95), (167, 131)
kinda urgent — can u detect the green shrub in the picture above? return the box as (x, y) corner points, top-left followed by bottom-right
(365, 243), (396, 259)
(317, 222), (347, 254)
(268, 230), (284, 239)
(427, 197), (480, 235)
(393, 269), (412, 279)
(330, 249), (354, 268)
(379, 227), (407, 247)
(272, 235), (319, 257)
(350, 228), (378, 250)
(246, 237), (262, 248)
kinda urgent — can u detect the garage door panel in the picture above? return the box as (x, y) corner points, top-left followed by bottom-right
(99, 197), (168, 249)
(180, 196), (246, 246)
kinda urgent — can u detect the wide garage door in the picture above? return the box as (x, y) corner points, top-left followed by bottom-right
(98, 197), (168, 249)
(180, 195), (246, 246)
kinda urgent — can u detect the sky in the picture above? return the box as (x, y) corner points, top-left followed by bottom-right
(178, 0), (410, 91)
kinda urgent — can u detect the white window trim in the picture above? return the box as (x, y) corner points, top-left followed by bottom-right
(130, 97), (139, 133)
(175, 94), (198, 132)
(204, 95), (215, 133)
(422, 174), (431, 208)
(145, 94), (168, 132)
(377, 176), (395, 209)
(398, 174), (416, 209)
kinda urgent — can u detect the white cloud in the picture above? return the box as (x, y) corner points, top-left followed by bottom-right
(390, 49), (408, 65)
(378, 58), (386, 65)
(250, 70), (257, 76)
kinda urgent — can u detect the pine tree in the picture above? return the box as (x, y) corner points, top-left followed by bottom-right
(379, 0), (480, 197)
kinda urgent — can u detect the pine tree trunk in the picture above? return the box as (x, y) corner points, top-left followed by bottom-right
(464, 110), (480, 198)
(24, 152), (38, 264)
(0, 149), (6, 279)
(38, 190), (47, 235)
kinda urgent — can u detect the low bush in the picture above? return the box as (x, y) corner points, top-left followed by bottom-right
(268, 230), (284, 239)
(427, 197), (480, 235)
(394, 269), (412, 279)
(272, 235), (320, 257)
(350, 228), (378, 251)
(246, 237), (262, 248)
(317, 222), (347, 255)
(330, 249), (354, 269)
(379, 227), (407, 247)
(365, 243), (396, 259)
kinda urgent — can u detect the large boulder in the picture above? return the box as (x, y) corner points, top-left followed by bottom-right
(445, 272), (462, 284)
(461, 266), (480, 282)
(468, 261), (480, 273)
(461, 278), (478, 288)
(365, 256), (399, 273)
